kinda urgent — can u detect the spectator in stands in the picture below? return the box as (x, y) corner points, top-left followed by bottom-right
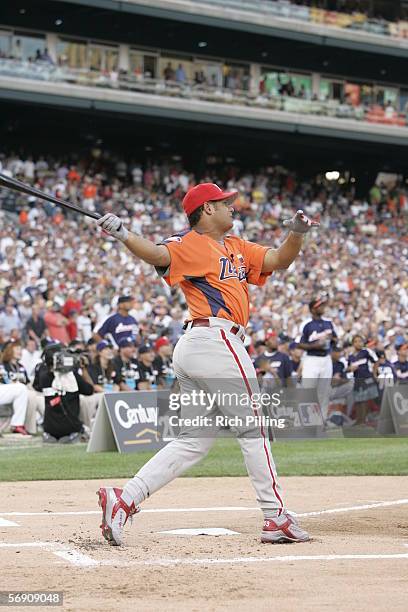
(0, 303), (21, 338)
(175, 64), (187, 84)
(20, 338), (42, 380)
(163, 62), (175, 81)
(111, 336), (145, 391)
(375, 349), (396, 398)
(25, 304), (46, 343)
(1, 339), (43, 433)
(0, 362), (30, 437)
(44, 302), (70, 344)
(153, 336), (174, 388)
(394, 343), (408, 383)
(329, 344), (354, 417)
(194, 70), (206, 85)
(41, 48), (54, 64)
(136, 344), (158, 388)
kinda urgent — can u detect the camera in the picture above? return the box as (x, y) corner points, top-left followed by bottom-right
(42, 343), (81, 374)
(52, 349), (81, 374)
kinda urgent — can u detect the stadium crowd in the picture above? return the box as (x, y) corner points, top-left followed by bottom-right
(0, 151), (406, 438)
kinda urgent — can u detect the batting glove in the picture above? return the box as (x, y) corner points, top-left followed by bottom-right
(282, 210), (320, 234)
(97, 213), (129, 242)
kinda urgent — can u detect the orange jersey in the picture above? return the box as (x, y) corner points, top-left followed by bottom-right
(158, 229), (272, 327)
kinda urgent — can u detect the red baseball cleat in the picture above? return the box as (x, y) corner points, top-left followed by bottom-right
(97, 487), (140, 546)
(261, 512), (310, 543)
(11, 426), (31, 437)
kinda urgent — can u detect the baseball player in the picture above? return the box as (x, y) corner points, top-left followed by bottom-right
(93, 295), (138, 348)
(347, 334), (379, 424)
(299, 296), (337, 422)
(328, 344), (355, 423)
(96, 182), (319, 546)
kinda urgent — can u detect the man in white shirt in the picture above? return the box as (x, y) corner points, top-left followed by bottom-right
(21, 339), (42, 380)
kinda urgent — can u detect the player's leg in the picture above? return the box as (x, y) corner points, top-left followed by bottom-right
(316, 356), (333, 421)
(204, 329), (309, 543)
(3, 383), (29, 432)
(98, 334), (217, 545)
(301, 355), (318, 389)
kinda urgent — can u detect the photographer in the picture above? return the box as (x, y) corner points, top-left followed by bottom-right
(1, 339), (44, 434)
(33, 342), (94, 443)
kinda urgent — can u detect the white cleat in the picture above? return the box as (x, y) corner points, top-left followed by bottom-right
(261, 512), (310, 544)
(97, 486), (139, 546)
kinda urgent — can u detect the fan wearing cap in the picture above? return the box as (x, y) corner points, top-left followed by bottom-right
(136, 344), (159, 389)
(96, 183), (318, 546)
(328, 345), (355, 418)
(393, 343), (408, 384)
(254, 331), (293, 388)
(298, 296), (337, 422)
(152, 336), (174, 388)
(289, 342), (303, 382)
(93, 296), (138, 349)
(111, 337), (146, 391)
(374, 349), (396, 396)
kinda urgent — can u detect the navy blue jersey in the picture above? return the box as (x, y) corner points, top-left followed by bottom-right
(95, 313), (138, 347)
(394, 360), (408, 383)
(268, 350), (293, 384)
(377, 360), (396, 390)
(290, 359), (301, 374)
(4, 361), (29, 385)
(111, 355), (143, 390)
(348, 348), (378, 380)
(300, 318), (337, 356)
(332, 357), (348, 380)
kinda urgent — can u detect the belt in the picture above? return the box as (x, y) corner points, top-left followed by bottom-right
(183, 318), (245, 342)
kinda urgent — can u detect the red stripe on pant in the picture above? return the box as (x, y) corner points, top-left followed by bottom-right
(220, 329), (284, 514)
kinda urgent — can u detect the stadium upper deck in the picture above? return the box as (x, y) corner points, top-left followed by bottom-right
(1, 0), (408, 149)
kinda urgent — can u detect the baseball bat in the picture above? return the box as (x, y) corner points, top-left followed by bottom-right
(0, 173), (101, 220)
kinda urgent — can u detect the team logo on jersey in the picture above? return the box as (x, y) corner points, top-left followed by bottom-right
(164, 236), (182, 243)
(219, 256), (246, 282)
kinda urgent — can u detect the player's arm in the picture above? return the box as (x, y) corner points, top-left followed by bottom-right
(262, 210), (319, 273)
(96, 213), (170, 267)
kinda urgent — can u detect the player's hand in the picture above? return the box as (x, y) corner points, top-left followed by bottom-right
(97, 213), (129, 242)
(282, 210), (320, 234)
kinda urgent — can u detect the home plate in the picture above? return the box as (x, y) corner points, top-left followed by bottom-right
(159, 528), (240, 536)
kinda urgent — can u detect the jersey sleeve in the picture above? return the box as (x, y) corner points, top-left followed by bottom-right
(300, 322), (309, 344)
(95, 316), (110, 338)
(156, 234), (204, 287)
(366, 348), (378, 363)
(241, 240), (272, 286)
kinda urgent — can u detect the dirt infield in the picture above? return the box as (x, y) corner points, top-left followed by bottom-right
(1, 476), (408, 611)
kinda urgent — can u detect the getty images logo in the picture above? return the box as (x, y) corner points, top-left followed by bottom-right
(114, 399), (157, 429)
(393, 392), (408, 417)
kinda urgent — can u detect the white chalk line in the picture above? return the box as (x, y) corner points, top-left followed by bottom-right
(0, 517), (19, 527)
(0, 541), (98, 567)
(1, 541), (408, 568)
(98, 553), (408, 567)
(1, 498), (408, 519)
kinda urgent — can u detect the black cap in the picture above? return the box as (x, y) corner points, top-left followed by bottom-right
(332, 344), (342, 352)
(376, 349), (386, 358)
(138, 344), (153, 354)
(118, 295), (134, 304)
(278, 332), (291, 344)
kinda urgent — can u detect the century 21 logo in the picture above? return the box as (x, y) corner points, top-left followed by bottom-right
(219, 256), (246, 282)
